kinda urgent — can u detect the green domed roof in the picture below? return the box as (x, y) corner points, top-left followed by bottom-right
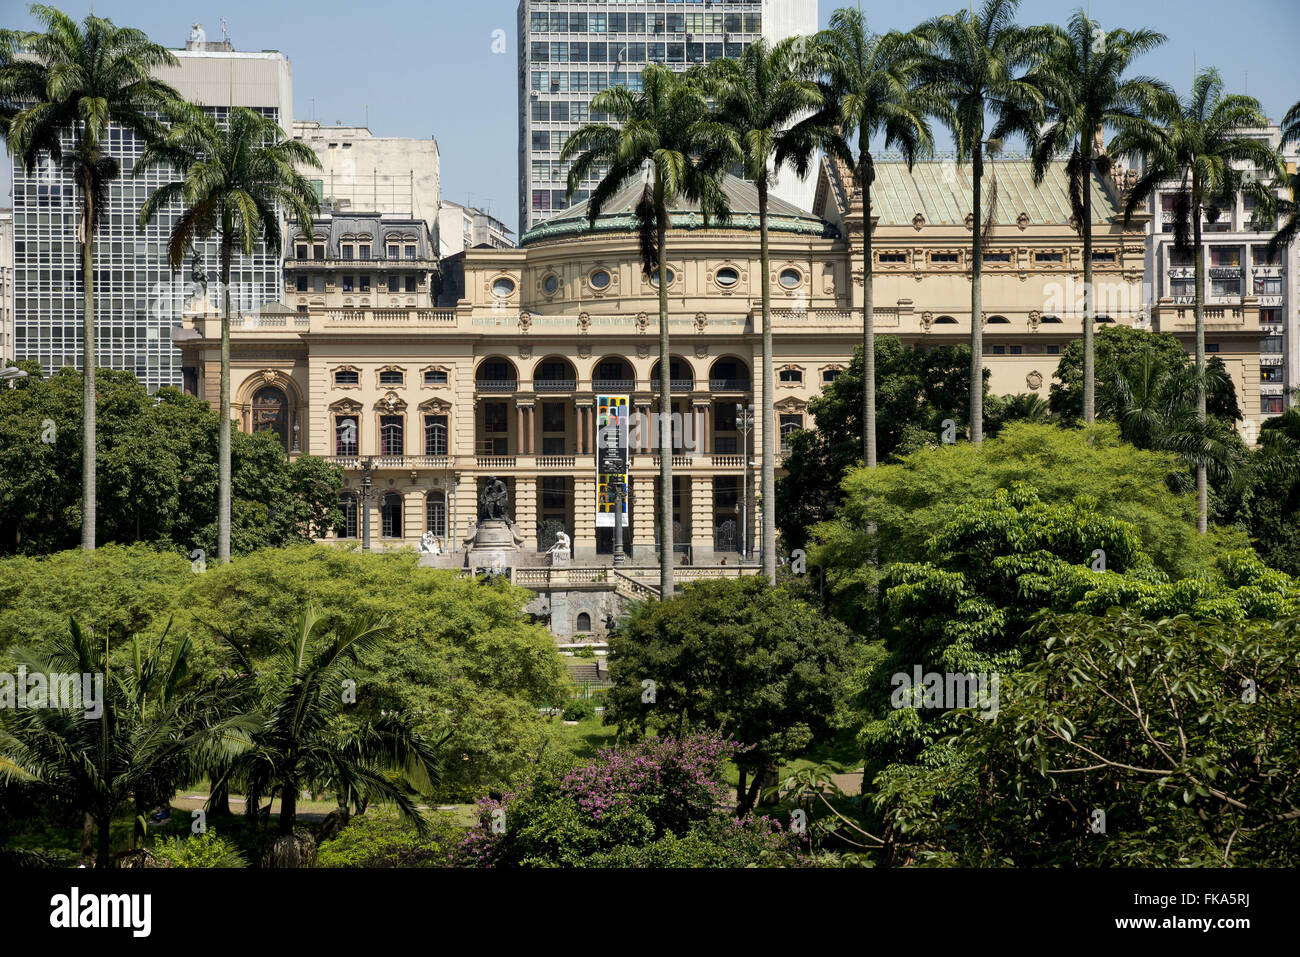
(522, 173), (838, 245)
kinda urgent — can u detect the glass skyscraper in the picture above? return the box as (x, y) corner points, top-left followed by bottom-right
(517, 0), (819, 236)
(9, 43), (293, 391)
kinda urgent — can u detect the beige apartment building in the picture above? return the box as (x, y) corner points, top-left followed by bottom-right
(172, 155), (1264, 564)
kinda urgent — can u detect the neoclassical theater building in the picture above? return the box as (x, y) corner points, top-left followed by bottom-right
(173, 154), (1267, 565)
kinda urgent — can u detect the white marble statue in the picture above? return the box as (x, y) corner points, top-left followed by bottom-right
(418, 531), (441, 555)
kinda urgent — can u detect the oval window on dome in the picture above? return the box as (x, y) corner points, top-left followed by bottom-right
(649, 268), (675, 287)
(543, 274), (559, 295)
(779, 268), (802, 288)
(716, 267), (739, 287)
(492, 277), (516, 297)
(589, 269), (611, 290)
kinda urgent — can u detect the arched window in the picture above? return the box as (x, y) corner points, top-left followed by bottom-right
(251, 387), (289, 450)
(381, 492), (403, 538)
(576, 613), (591, 633)
(337, 493), (358, 539)
(426, 491), (447, 536)
(986, 315), (1010, 324)
(379, 415), (404, 455)
(934, 315), (958, 324)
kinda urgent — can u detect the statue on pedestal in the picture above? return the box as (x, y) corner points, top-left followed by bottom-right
(479, 476), (510, 522)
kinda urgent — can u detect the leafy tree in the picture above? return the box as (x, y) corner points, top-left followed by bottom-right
(873, 611), (1300, 866)
(0, 620), (251, 867)
(1219, 407), (1300, 575)
(603, 577), (856, 813)
(707, 37), (831, 584)
(0, 367), (342, 558)
(914, 0), (1056, 444)
(2, 5), (180, 550)
(817, 8), (933, 467)
(1111, 68), (1285, 532)
(776, 338), (979, 549)
(810, 422), (1241, 621)
(1050, 323), (1240, 423)
(1032, 10), (1169, 422)
(137, 105), (321, 564)
(562, 65), (736, 597)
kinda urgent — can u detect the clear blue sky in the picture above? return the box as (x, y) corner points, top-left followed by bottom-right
(3, 0), (1298, 221)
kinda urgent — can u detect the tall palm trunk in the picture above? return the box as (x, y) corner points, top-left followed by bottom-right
(219, 227), (233, 563)
(656, 194), (674, 598)
(969, 140), (985, 444)
(78, 158), (96, 550)
(758, 182), (776, 584)
(861, 151), (877, 467)
(1192, 190), (1207, 533)
(1081, 142), (1096, 423)
(279, 781), (297, 835)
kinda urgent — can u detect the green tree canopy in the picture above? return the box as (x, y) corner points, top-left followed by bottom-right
(603, 577), (857, 813)
(0, 367), (342, 557)
(872, 611), (1300, 866)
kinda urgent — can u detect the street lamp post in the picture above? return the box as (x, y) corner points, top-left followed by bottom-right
(736, 403), (753, 562)
(359, 456), (374, 552)
(613, 479), (626, 567)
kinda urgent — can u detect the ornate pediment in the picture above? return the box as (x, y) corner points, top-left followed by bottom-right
(329, 397), (363, 415)
(377, 391), (407, 412)
(419, 397), (452, 414)
(774, 396), (807, 413)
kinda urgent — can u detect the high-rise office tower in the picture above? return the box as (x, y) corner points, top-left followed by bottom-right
(9, 24), (292, 391)
(517, 0), (819, 236)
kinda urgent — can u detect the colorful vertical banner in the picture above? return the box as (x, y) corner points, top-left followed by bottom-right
(595, 394), (629, 528)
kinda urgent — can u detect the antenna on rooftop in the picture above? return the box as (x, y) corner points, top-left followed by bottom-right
(220, 17), (229, 45)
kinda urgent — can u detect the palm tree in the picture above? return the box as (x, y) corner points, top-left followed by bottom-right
(1111, 68), (1284, 532)
(1262, 100), (1299, 270)
(2, 5), (179, 550)
(136, 105), (320, 564)
(818, 10), (934, 470)
(0, 620), (251, 867)
(705, 37), (832, 584)
(562, 65), (736, 597)
(219, 605), (438, 838)
(914, 0), (1056, 445)
(1100, 346), (1242, 493)
(1032, 10), (1169, 424)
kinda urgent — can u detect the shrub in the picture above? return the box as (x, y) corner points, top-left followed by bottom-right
(315, 812), (462, 868)
(561, 697), (597, 721)
(150, 830), (248, 868)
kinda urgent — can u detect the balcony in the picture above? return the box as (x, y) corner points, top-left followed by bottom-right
(325, 454), (452, 469)
(709, 378), (750, 392)
(475, 378), (518, 393)
(532, 378), (576, 393)
(592, 378), (635, 392)
(537, 455), (576, 469)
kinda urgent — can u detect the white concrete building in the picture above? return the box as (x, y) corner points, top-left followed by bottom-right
(438, 200), (514, 258)
(1141, 124), (1300, 427)
(293, 121), (441, 240)
(0, 208), (12, 364)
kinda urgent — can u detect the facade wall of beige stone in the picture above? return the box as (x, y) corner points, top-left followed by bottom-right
(174, 160), (1264, 561)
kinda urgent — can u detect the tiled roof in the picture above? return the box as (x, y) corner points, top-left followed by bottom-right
(868, 159), (1120, 226)
(522, 172), (837, 244)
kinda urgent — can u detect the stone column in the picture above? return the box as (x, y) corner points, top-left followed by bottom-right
(527, 406), (536, 454)
(690, 475), (715, 564)
(576, 402), (594, 455)
(692, 401), (709, 456)
(574, 473), (597, 560)
(515, 406), (525, 456)
(515, 475), (538, 553)
(630, 473), (656, 561)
